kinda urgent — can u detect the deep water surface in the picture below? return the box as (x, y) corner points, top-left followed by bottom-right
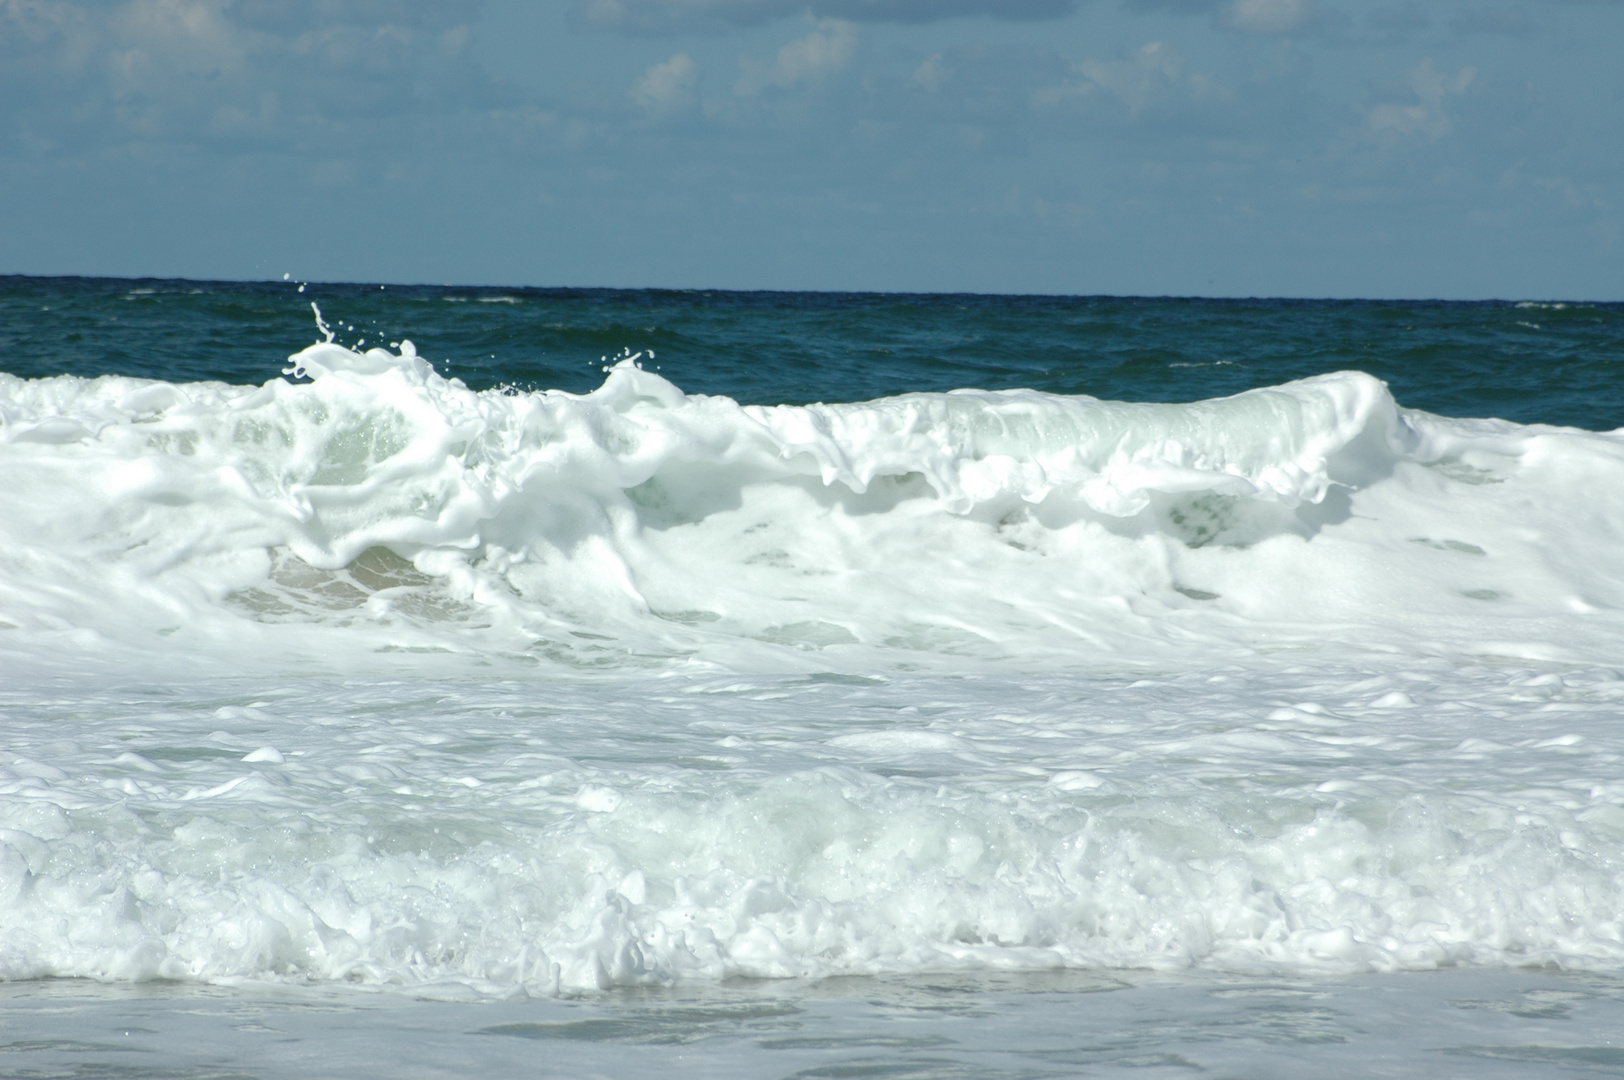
(4, 275), (1621, 428)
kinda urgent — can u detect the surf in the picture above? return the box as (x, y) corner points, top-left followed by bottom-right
(1, 340), (1622, 675)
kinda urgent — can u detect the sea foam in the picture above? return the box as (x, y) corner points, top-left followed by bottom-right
(1, 341), (1620, 673)
(2, 666), (1623, 993)
(3, 346), (1624, 994)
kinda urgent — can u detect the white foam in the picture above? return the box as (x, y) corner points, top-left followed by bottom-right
(1, 344), (1621, 675)
(1, 665), (1622, 993)
(3, 347), (1624, 994)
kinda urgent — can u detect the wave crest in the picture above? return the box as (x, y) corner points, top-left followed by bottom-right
(2, 345), (1621, 670)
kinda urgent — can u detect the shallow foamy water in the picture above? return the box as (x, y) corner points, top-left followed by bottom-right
(4, 303), (1624, 1072)
(4, 967), (1624, 1079)
(5, 664), (1622, 993)
(6, 660), (1623, 1074)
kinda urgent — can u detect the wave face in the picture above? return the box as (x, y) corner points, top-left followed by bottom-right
(0, 341), (1617, 675)
(3, 342), (1624, 675)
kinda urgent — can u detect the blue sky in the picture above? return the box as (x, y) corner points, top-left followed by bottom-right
(1, 0), (1619, 297)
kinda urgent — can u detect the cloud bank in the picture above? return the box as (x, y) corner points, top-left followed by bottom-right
(734, 20), (857, 95)
(0, 0), (502, 160)
(573, 0), (1080, 34)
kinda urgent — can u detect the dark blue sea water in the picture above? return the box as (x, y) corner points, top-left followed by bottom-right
(3, 275), (1620, 428)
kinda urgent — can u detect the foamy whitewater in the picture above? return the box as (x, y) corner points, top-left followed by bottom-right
(2, 334), (1623, 1021)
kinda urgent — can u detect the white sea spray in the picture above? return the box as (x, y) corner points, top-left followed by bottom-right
(1, 342), (1622, 996)
(1, 341), (1620, 672)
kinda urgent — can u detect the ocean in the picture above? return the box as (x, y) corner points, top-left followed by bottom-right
(2, 275), (1622, 1078)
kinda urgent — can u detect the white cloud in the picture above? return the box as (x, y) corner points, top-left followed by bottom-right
(1368, 58), (1476, 140)
(1037, 41), (1221, 117)
(631, 52), (698, 111)
(574, 0), (1078, 34)
(0, 0), (498, 153)
(1126, 0), (1318, 35)
(735, 19), (857, 96)
(1224, 0), (1308, 34)
(108, 0), (248, 96)
(1, 0), (101, 96)
(913, 53), (948, 91)
(1079, 41), (1182, 114)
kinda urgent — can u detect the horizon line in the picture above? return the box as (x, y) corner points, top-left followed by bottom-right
(1, 272), (1615, 307)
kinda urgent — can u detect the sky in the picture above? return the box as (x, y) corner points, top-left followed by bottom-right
(1, 0), (1620, 297)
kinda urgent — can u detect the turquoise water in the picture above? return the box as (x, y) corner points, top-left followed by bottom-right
(3, 275), (1621, 428)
